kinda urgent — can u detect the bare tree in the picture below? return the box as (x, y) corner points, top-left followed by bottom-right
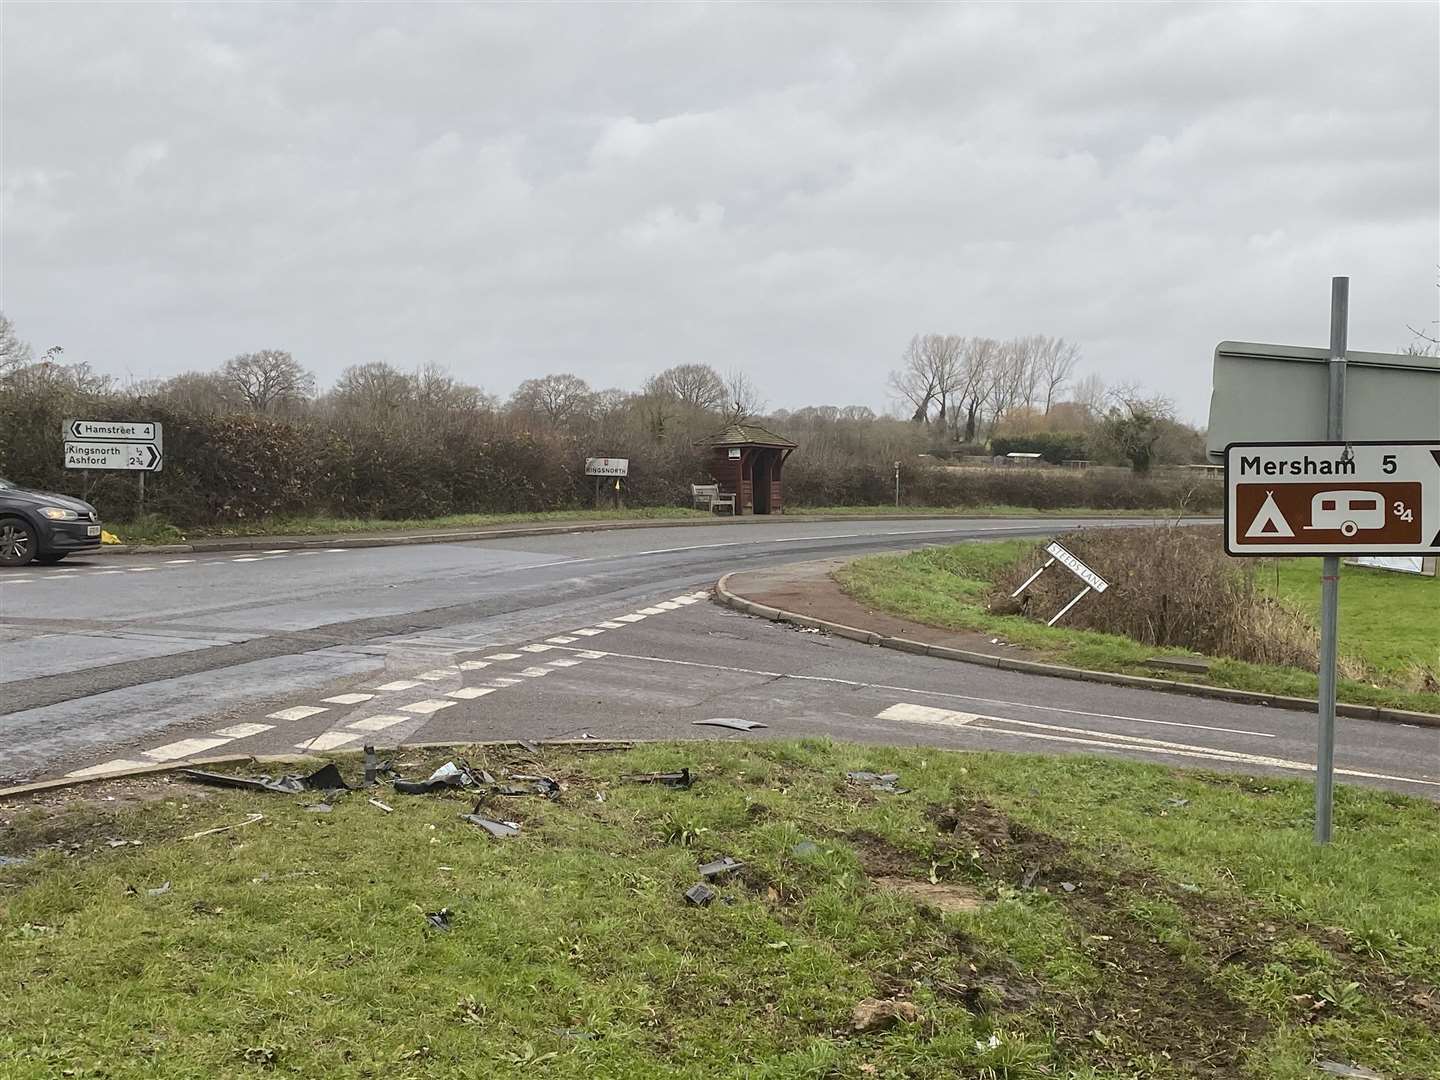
(839, 405), (876, 422)
(155, 371), (245, 415)
(723, 368), (766, 423)
(985, 339), (1033, 432)
(331, 361), (414, 417)
(652, 363), (727, 411)
(956, 337), (997, 442)
(889, 336), (938, 422)
(1034, 336), (1081, 413)
(223, 350), (315, 413)
(508, 372), (594, 426)
(0, 312), (32, 377)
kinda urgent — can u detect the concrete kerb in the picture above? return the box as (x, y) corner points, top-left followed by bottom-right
(88, 511), (1205, 557)
(0, 739), (639, 801)
(713, 572), (1440, 731)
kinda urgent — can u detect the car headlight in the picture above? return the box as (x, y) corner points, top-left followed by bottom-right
(40, 507), (79, 521)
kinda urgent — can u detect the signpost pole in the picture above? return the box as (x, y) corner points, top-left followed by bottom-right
(137, 471), (146, 519)
(894, 462), (900, 508)
(1315, 276), (1348, 845)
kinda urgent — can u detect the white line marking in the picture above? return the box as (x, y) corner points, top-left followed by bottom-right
(65, 759), (153, 778)
(127, 567), (156, 573)
(323, 693), (375, 705)
(262, 549), (289, 555)
(268, 705), (328, 722)
(374, 679), (422, 692)
(518, 666), (550, 677)
(876, 703), (982, 727)
(89, 570), (125, 576)
(165, 559), (196, 565)
(486, 677), (524, 687)
(416, 668), (456, 681)
(635, 541), (747, 556)
(324, 549), (345, 553)
(297, 550), (323, 556)
(458, 660), (490, 671)
(520, 644), (553, 653)
(486, 652), (523, 661)
(637, 606), (667, 616)
(570, 628), (605, 636)
(399, 699), (456, 715)
(231, 556), (262, 562)
(297, 731), (361, 752)
(348, 713), (409, 732)
(572, 650), (608, 659)
(545, 636), (578, 644)
(654, 601), (683, 611)
(448, 687), (496, 700)
(689, 591), (711, 599)
(546, 658), (583, 668)
(212, 722), (274, 738)
(3, 579), (29, 584)
(143, 737), (233, 761)
(595, 621), (624, 629)
(615, 614), (646, 623)
(671, 596), (699, 605)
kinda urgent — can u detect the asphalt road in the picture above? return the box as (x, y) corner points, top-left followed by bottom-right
(1, 516), (1436, 799)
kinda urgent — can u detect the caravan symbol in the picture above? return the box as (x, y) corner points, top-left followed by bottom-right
(1303, 490), (1384, 537)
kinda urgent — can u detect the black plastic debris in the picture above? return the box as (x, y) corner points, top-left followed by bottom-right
(684, 882), (717, 906)
(424, 908), (452, 932)
(692, 718), (767, 732)
(502, 774), (561, 799)
(698, 856), (745, 880)
(363, 745), (377, 788)
(459, 812), (521, 838)
(393, 762), (472, 795)
(181, 762), (350, 795)
(622, 768), (693, 789)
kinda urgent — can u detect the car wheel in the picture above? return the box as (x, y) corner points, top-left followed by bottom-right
(0, 517), (37, 567)
(35, 553), (68, 565)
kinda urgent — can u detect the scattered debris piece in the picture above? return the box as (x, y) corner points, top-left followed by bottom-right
(622, 768), (692, 789)
(1059, 882), (1078, 894)
(1318, 1063), (1385, 1080)
(181, 763), (349, 795)
(847, 770), (909, 794)
(368, 799), (394, 814)
(499, 774), (561, 799)
(683, 882), (717, 906)
(1019, 866), (1040, 889)
(363, 745), (378, 787)
(424, 908), (452, 932)
(146, 881), (172, 897)
(551, 1029), (597, 1041)
(393, 762), (473, 795)
(243, 1047), (278, 1067)
(458, 812), (520, 838)
(181, 813), (265, 841)
(850, 998), (923, 1033)
(304, 803), (332, 814)
(106, 839), (142, 848)
(692, 718), (767, 731)
(1165, 797), (1190, 808)
(874, 876), (985, 913)
(517, 740), (540, 755)
(0, 854), (30, 867)
(791, 841), (819, 857)
(698, 856), (745, 880)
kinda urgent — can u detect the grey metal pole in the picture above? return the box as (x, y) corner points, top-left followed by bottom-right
(894, 461), (900, 508)
(1315, 276), (1348, 844)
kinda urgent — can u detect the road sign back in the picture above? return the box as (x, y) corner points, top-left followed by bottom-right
(1226, 441), (1440, 556)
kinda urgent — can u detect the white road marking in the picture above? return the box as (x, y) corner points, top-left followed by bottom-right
(570, 628), (605, 636)
(323, 693), (375, 705)
(374, 679), (422, 692)
(448, 687), (496, 700)
(66, 759), (153, 778)
(876, 703), (982, 727)
(572, 650), (608, 659)
(213, 722), (274, 738)
(518, 667), (550, 677)
(635, 541), (747, 556)
(615, 614), (646, 623)
(546, 658), (583, 668)
(298, 731), (361, 752)
(486, 677), (524, 687)
(520, 644), (554, 653)
(399, 699), (456, 715)
(486, 652), (523, 661)
(4, 579), (29, 584)
(348, 713), (409, 732)
(458, 660), (490, 671)
(689, 591), (711, 599)
(595, 621), (624, 629)
(655, 601), (683, 611)
(127, 567), (156, 573)
(324, 549), (345, 553)
(416, 668), (456, 681)
(546, 636), (578, 644)
(262, 549), (289, 555)
(671, 596), (699, 605)
(165, 559), (196, 565)
(89, 570), (125, 576)
(637, 606), (668, 616)
(268, 705), (328, 722)
(296, 551), (323, 556)
(231, 556), (262, 562)
(143, 737), (232, 762)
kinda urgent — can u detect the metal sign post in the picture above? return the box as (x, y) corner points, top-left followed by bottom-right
(1010, 540), (1110, 626)
(1315, 278), (1346, 844)
(894, 461), (900, 507)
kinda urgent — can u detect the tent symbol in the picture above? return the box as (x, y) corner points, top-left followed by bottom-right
(1245, 490), (1294, 538)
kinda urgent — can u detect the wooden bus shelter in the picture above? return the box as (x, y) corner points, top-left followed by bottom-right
(702, 424), (797, 515)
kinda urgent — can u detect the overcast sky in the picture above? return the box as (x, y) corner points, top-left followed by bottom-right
(3, 2), (1437, 421)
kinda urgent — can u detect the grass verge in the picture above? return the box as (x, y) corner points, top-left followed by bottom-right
(835, 542), (1440, 716)
(104, 506), (1200, 546)
(3, 741), (1436, 1079)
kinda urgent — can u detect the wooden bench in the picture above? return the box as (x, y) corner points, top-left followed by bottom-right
(691, 484), (736, 515)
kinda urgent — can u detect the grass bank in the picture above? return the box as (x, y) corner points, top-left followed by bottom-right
(3, 741), (1436, 1079)
(104, 506), (1199, 546)
(836, 541), (1440, 716)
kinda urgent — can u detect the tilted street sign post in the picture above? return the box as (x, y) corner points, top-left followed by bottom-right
(1225, 441), (1440, 557)
(1009, 540), (1109, 626)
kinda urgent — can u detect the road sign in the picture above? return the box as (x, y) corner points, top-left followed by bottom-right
(65, 419), (157, 442)
(1043, 541), (1109, 593)
(1206, 343), (1439, 462)
(585, 457), (629, 477)
(1225, 441), (1439, 556)
(64, 441), (164, 471)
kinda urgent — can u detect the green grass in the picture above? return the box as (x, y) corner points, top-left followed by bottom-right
(836, 543), (1440, 716)
(3, 741), (1436, 1079)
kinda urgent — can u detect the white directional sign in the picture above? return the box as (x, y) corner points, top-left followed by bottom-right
(62, 419), (164, 472)
(1043, 541), (1109, 592)
(66, 419), (156, 442)
(1225, 441), (1440, 556)
(585, 457), (629, 477)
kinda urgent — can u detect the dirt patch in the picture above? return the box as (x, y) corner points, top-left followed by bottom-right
(873, 876), (986, 913)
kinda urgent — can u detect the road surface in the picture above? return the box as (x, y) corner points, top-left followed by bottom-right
(1, 516), (1435, 797)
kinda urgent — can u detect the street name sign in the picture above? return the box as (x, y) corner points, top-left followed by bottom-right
(585, 457), (629, 477)
(1225, 441), (1439, 556)
(1043, 541), (1109, 593)
(62, 419), (164, 472)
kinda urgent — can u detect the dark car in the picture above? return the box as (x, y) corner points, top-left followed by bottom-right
(0, 478), (103, 567)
